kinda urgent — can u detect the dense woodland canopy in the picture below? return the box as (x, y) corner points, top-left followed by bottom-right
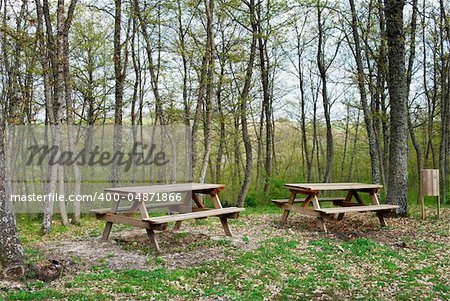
(0, 0), (450, 270)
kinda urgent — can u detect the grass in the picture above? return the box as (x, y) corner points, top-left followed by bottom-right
(8, 236), (450, 300)
(5, 205), (450, 300)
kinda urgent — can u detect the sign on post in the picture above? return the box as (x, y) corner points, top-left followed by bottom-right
(421, 169), (440, 219)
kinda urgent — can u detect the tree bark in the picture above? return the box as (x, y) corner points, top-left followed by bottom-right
(317, 3), (334, 183)
(199, 0), (215, 184)
(405, 0), (421, 203)
(349, 0), (381, 185)
(0, 120), (26, 275)
(111, 0), (125, 188)
(385, 0), (408, 215)
(236, 0), (257, 207)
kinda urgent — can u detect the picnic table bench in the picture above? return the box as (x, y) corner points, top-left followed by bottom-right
(272, 183), (399, 233)
(90, 183), (244, 252)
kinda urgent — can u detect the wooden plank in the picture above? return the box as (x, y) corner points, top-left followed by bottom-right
(90, 203), (182, 215)
(332, 200), (363, 207)
(272, 197), (346, 204)
(285, 183), (383, 192)
(317, 204), (399, 214)
(104, 183), (225, 196)
(95, 213), (167, 230)
(143, 207), (245, 224)
(275, 203), (322, 217)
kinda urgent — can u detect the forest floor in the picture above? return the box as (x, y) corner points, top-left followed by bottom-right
(2, 205), (450, 301)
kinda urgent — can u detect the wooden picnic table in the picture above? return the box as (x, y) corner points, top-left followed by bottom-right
(90, 183), (244, 253)
(272, 183), (399, 233)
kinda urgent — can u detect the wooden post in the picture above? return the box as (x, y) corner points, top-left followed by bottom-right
(421, 169), (440, 219)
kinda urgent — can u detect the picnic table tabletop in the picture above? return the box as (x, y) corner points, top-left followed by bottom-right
(104, 183), (225, 195)
(285, 183), (383, 191)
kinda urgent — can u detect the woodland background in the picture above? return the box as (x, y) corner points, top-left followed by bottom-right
(0, 0), (449, 231)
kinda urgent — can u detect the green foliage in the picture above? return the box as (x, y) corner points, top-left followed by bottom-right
(8, 210), (450, 300)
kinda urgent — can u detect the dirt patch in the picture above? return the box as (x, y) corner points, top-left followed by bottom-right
(25, 209), (450, 278)
(34, 238), (150, 271)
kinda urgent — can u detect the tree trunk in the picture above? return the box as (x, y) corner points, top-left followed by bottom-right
(439, 0), (449, 204)
(405, 0), (422, 203)
(236, 0), (257, 207)
(199, 0), (215, 184)
(257, 1), (272, 194)
(295, 24), (312, 181)
(385, 0), (408, 215)
(317, 3), (333, 183)
(0, 120), (26, 275)
(349, 0), (380, 185)
(112, 0), (125, 188)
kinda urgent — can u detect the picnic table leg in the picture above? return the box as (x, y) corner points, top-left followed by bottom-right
(437, 195), (440, 219)
(100, 196), (122, 241)
(173, 221), (183, 230)
(280, 191), (296, 226)
(174, 193), (193, 230)
(220, 217), (233, 236)
(376, 212), (387, 227)
(317, 217), (328, 233)
(101, 222), (114, 241)
(146, 229), (161, 253)
(337, 213), (345, 221)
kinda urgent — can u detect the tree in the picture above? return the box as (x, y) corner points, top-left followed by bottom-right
(35, 0), (78, 233)
(0, 121), (26, 277)
(348, 0), (381, 185)
(385, 0), (408, 215)
(236, 0), (257, 207)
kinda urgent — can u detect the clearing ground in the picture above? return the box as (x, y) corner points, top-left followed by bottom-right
(2, 206), (450, 300)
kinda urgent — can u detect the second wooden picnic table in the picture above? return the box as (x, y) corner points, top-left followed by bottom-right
(90, 183), (244, 253)
(272, 183), (399, 233)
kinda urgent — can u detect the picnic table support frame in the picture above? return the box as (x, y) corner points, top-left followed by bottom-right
(93, 183), (243, 253)
(274, 183), (399, 233)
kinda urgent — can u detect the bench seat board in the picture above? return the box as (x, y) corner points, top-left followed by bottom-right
(95, 213), (168, 230)
(317, 204), (399, 214)
(90, 203), (182, 215)
(143, 207), (245, 224)
(272, 198), (346, 204)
